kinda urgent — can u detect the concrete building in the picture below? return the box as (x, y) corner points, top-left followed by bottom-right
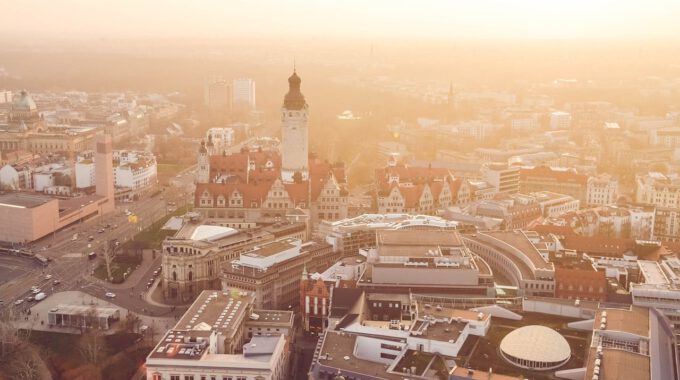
(582, 306), (678, 380)
(317, 213), (459, 257)
(221, 239), (339, 310)
(531, 191), (580, 218)
(310, 292), (492, 380)
(161, 219), (307, 303)
(0, 193), (107, 243)
(357, 229), (495, 296)
(549, 111), (572, 130)
(520, 166), (588, 204)
(94, 134), (115, 214)
(232, 78), (256, 111)
(203, 77), (230, 109)
(635, 172), (680, 241)
(482, 162), (519, 195)
(145, 291), (291, 380)
(463, 230), (556, 297)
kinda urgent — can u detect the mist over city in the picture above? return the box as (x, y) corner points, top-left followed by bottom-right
(0, 2), (679, 380)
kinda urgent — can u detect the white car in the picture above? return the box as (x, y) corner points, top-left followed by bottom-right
(14, 299), (23, 306)
(105, 292), (116, 299)
(34, 293), (46, 301)
(31, 288), (41, 294)
(44, 274), (52, 280)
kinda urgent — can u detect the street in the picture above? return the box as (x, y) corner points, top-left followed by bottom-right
(0, 182), (194, 318)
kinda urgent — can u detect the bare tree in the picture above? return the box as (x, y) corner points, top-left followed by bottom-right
(78, 328), (105, 367)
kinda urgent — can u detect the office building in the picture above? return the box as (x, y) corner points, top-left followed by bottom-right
(232, 78), (256, 111)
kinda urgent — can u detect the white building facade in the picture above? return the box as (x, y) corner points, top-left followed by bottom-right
(280, 71), (309, 183)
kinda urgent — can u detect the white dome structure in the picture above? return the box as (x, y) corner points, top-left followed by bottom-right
(499, 325), (571, 370)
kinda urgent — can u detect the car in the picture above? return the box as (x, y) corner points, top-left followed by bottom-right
(105, 224), (111, 228)
(105, 292), (116, 299)
(44, 274), (52, 280)
(125, 210), (132, 216)
(30, 286), (38, 292)
(153, 270), (159, 276)
(14, 299), (23, 306)
(31, 288), (41, 294)
(26, 296), (34, 302)
(139, 325), (149, 334)
(53, 280), (61, 285)
(88, 236), (94, 242)
(34, 293), (46, 301)
(98, 229), (105, 234)
(157, 266), (162, 273)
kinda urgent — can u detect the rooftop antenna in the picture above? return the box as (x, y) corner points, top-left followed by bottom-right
(293, 57), (296, 73)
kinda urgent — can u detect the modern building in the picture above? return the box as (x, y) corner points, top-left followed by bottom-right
(0, 193), (107, 243)
(94, 134), (115, 214)
(145, 291), (291, 380)
(482, 162), (520, 195)
(549, 111), (572, 130)
(232, 78), (256, 112)
(520, 166), (588, 204)
(462, 230), (556, 297)
(499, 325), (571, 370)
(221, 238), (339, 310)
(204, 77), (230, 109)
(310, 292), (492, 380)
(582, 306), (678, 380)
(317, 213), (460, 257)
(76, 149), (158, 200)
(357, 229), (495, 296)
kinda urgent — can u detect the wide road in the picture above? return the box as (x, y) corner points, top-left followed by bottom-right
(0, 188), (192, 317)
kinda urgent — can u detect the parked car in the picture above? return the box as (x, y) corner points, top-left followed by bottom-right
(105, 292), (116, 299)
(44, 274), (52, 280)
(26, 296), (34, 302)
(31, 288), (41, 294)
(53, 280), (61, 286)
(14, 299), (23, 306)
(34, 293), (46, 301)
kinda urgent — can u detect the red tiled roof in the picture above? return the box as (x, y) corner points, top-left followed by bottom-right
(520, 166), (587, 185)
(375, 164), (452, 187)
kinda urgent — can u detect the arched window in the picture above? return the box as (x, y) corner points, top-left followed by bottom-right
(172, 271), (177, 281)
(188, 271), (193, 281)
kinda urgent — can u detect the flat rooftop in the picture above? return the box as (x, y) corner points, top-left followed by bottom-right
(0, 193), (54, 208)
(585, 347), (650, 380)
(58, 194), (106, 216)
(595, 307), (649, 337)
(377, 229), (462, 247)
(242, 238), (299, 258)
(175, 290), (253, 337)
(316, 331), (404, 380)
(250, 310), (293, 325)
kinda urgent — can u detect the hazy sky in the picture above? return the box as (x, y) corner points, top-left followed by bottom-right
(3, 0), (680, 40)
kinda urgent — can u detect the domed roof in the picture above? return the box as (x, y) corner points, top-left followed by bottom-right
(283, 70), (306, 110)
(13, 90), (37, 111)
(500, 325), (570, 365)
(199, 140), (208, 154)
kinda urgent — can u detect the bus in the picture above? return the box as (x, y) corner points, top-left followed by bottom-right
(34, 254), (49, 266)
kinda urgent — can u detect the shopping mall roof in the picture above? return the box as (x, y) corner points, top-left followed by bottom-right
(499, 325), (570, 364)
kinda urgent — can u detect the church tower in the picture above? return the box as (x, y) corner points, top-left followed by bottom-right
(281, 68), (309, 183)
(197, 140), (210, 183)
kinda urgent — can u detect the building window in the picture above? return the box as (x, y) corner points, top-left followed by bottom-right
(171, 376), (180, 380)
(185, 376), (194, 380)
(381, 353), (397, 360)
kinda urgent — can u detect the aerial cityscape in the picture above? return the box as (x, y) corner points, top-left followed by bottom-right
(1, 1), (680, 380)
